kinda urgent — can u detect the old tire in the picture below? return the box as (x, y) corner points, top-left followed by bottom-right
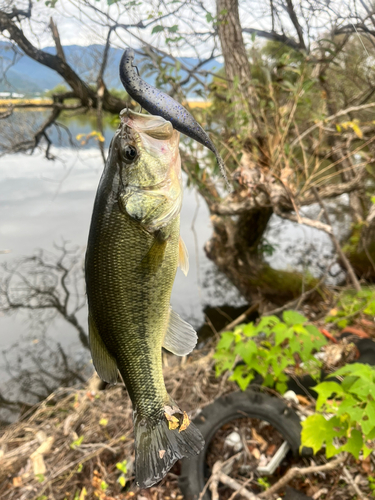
(179, 390), (303, 500)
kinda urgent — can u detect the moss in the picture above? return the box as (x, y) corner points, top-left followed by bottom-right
(347, 242), (375, 281)
(247, 264), (320, 303)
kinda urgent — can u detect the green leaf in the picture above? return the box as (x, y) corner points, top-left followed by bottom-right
(301, 414), (330, 454)
(70, 435), (84, 450)
(116, 460), (128, 474)
(151, 25), (164, 34)
(216, 331), (234, 350)
(305, 324), (326, 347)
(283, 310), (307, 326)
(293, 324), (308, 335)
(273, 322), (287, 345)
(314, 382), (344, 410)
(242, 322), (257, 337)
(361, 400), (375, 435)
(229, 364), (254, 390)
(343, 429), (362, 459)
(168, 25), (178, 33)
(234, 339), (257, 365)
(255, 315), (280, 336)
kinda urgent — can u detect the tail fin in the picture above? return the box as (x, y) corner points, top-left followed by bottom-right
(134, 408), (204, 488)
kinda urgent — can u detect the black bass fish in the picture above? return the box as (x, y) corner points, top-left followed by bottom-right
(119, 48), (229, 188)
(85, 110), (204, 488)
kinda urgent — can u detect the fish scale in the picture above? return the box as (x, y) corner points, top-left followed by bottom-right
(85, 111), (204, 488)
(87, 205), (177, 416)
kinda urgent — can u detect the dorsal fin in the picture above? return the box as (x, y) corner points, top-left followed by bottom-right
(163, 308), (197, 356)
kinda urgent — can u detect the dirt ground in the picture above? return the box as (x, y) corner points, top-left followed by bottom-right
(0, 334), (374, 500)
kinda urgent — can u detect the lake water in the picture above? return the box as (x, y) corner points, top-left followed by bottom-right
(0, 112), (344, 422)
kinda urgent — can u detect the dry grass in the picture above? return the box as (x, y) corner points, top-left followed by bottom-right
(0, 342), (236, 500)
(0, 98), (53, 109)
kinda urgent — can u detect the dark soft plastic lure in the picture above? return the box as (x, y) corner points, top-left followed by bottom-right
(119, 48), (229, 188)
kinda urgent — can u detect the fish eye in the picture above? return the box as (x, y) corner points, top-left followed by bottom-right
(122, 144), (138, 164)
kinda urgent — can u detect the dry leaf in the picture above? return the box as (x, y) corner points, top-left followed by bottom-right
(296, 395), (311, 406)
(361, 456), (372, 474)
(35, 430), (47, 443)
(251, 428), (267, 451)
(31, 454), (46, 475)
(159, 449), (166, 459)
(179, 412), (190, 433)
(252, 448), (261, 460)
(266, 444), (277, 456)
(164, 413), (179, 430)
(12, 476), (22, 487)
(31, 436), (54, 457)
(79, 487), (87, 500)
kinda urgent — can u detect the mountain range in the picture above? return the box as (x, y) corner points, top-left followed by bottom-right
(0, 42), (222, 97)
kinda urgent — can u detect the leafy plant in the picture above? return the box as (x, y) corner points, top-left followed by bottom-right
(301, 363), (375, 459)
(214, 310), (326, 394)
(325, 287), (375, 329)
(257, 477), (271, 490)
(116, 460), (128, 474)
(70, 435), (84, 450)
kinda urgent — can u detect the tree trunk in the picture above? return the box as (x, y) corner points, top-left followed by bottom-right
(216, 0), (259, 122)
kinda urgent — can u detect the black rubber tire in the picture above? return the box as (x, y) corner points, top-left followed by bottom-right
(179, 390), (303, 500)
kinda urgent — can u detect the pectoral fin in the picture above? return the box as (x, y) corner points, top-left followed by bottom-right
(88, 313), (118, 384)
(178, 236), (189, 276)
(163, 308), (197, 356)
(138, 235), (168, 274)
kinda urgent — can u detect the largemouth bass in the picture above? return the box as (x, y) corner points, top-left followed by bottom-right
(119, 48), (229, 189)
(85, 110), (204, 488)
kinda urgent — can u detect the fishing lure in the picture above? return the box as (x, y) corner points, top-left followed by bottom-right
(119, 48), (230, 189)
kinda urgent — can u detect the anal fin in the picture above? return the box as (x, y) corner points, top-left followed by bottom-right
(88, 313), (118, 384)
(178, 236), (189, 276)
(162, 308), (197, 356)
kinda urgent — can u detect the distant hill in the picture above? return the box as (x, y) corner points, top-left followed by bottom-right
(0, 42), (222, 97)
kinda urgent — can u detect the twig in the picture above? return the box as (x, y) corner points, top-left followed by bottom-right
(228, 475), (254, 500)
(258, 454), (346, 498)
(219, 303), (260, 333)
(290, 102), (375, 148)
(312, 187), (361, 292)
(265, 273), (327, 316)
(209, 461), (221, 500)
(342, 466), (368, 500)
(217, 470), (261, 499)
(275, 210), (332, 234)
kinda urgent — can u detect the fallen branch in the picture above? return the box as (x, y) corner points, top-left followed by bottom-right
(342, 466), (368, 500)
(209, 461), (261, 500)
(218, 471), (260, 500)
(258, 454), (346, 498)
(219, 303), (260, 333)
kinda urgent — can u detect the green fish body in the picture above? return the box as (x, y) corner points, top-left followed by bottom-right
(85, 110), (204, 488)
